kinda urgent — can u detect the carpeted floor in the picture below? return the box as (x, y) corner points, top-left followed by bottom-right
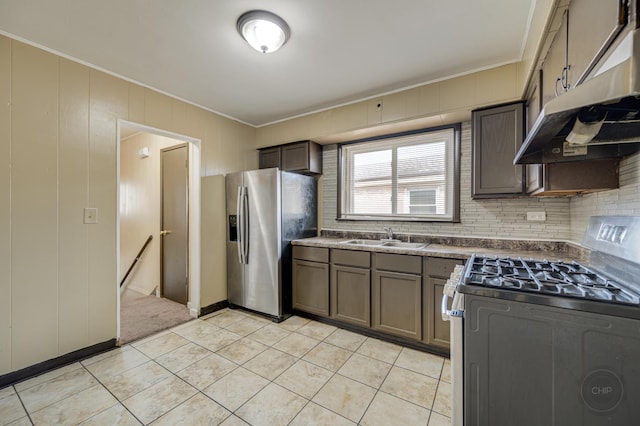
(120, 290), (194, 344)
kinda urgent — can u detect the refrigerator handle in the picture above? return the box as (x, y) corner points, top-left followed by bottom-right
(241, 187), (249, 263)
(236, 186), (245, 264)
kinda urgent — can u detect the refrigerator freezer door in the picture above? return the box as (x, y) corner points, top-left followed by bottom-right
(226, 171), (244, 308)
(243, 169), (281, 317)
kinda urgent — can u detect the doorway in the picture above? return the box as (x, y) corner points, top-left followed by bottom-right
(117, 120), (201, 344)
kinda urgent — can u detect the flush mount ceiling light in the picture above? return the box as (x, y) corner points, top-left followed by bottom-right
(237, 10), (290, 53)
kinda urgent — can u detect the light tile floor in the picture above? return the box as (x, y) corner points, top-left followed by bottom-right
(0, 309), (452, 425)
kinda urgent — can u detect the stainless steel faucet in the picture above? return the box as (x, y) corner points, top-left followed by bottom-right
(383, 227), (394, 240)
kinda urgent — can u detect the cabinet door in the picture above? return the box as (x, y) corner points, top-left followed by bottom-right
(424, 277), (450, 348)
(331, 265), (371, 327)
(372, 270), (421, 340)
(282, 142), (310, 171)
(259, 147), (281, 169)
(542, 10), (568, 105)
(293, 260), (329, 316)
(567, 0), (626, 87)
(472, 101), (525, 198)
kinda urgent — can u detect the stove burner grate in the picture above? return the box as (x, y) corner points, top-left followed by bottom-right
(464, 256), (640, 306)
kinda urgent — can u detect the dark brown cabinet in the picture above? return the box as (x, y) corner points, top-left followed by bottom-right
(372, 253), (422, 340)
(542, 0), (627, 104)
(292, 246), (329, 316)
(423, 257), (463, 349)
(527, 159), (619, 196)
(472, 101), (525, 198)
(330, 249), (371, 327)
(258, 147), (281, 169)
(258, 140), (322, 175)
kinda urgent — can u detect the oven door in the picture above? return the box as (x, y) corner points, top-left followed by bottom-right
(442, 280), (464, 426)
(464, 294), (640, 425)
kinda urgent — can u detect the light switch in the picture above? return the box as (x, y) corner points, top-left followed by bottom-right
(84, 208), (98, 224)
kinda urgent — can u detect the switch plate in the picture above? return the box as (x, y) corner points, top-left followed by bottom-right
(84, 208), (98, 224)
(527, 211), (546, 221)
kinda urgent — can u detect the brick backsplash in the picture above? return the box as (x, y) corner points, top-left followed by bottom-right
(570, 152), (640, 241)
(321, 121), (573, 241)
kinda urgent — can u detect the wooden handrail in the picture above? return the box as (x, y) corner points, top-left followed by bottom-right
(120, 235), (153, 287)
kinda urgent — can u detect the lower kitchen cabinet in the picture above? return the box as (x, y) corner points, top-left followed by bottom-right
(292, 246), (329, 316)
(372, 253), (422, 340)
(372, 270), (422, 340)
(331, 249), (371, 327)
(423, 257), (463, 348)
(291, 244), (465, 352)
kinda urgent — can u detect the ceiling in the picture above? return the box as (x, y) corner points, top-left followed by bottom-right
(0, 0), (536, 127)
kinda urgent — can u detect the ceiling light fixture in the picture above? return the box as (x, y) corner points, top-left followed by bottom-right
(237, 10), (290, 53)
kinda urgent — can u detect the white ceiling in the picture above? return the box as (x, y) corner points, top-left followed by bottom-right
(0, 0), (536, 127)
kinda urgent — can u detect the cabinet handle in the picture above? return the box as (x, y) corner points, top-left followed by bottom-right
(561, 65), (571, 91)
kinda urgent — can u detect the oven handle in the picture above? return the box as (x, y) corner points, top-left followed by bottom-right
(442, 292), (464, 320)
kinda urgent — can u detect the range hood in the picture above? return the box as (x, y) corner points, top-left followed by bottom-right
(515, 28), (640, 164)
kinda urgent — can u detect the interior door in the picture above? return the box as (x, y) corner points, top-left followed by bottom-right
(161, 144), (189, 304)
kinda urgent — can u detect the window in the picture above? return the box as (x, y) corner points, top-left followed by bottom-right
(339, 126), (459, 221)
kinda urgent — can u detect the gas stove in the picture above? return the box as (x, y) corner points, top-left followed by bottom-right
(463, 256), (640, 306)
(446, 216), (640, 425)
(457, 216), (640, 319)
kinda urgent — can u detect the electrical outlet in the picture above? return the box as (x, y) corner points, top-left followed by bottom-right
(84, 207), (98, 224)
(527, 211), (546, 221)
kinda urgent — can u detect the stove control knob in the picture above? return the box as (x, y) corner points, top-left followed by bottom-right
(581, 369), (623, 412)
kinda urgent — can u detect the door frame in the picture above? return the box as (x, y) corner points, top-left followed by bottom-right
(116, 120), (201, 342)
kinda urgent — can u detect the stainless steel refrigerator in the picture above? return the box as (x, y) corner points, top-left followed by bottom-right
(226, 168), (317, 320)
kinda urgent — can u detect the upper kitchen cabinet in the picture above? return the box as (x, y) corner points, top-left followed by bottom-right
(542, 0), (627, 104)
(472, 101), (525, 198)
(258, 140), (322, 175)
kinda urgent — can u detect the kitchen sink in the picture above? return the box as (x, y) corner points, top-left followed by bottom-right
(380, 241), (427, 249)
(341, 239), (427, 249)
(341, 239), (384, 246)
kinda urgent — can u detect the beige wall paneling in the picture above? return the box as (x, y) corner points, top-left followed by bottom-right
(439, 74), (476, 112)
(87, 70), (128, 343)
(171, 97), (189, 137)
(0, 34), (259, 376)
(202, 114), (222, 176)
(0, 36), (11, 374)
(475, 64), (519, 106)
(381, 89), (420, 123)
(128, 84), (145, 124)
(58, 59), (91, 355)
(11, 42), (59, 370)
(144, 89), (173, 131)
(200, 175), (227, 306)
(367, 98), (383, 125)
(255, 65), (521, 148)
(418, 83), (441, 116)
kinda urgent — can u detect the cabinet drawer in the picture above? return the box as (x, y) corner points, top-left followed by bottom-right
(331, 249), (370, 268)
(424, 257), (464, 278)
(293, 246), (329, 263)
(373, 253), (421, 274)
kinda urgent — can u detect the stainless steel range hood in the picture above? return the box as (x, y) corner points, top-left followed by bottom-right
(515, 28), (640, 164)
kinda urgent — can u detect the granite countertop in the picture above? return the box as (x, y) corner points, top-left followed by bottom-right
(292, 235), (589, 263)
